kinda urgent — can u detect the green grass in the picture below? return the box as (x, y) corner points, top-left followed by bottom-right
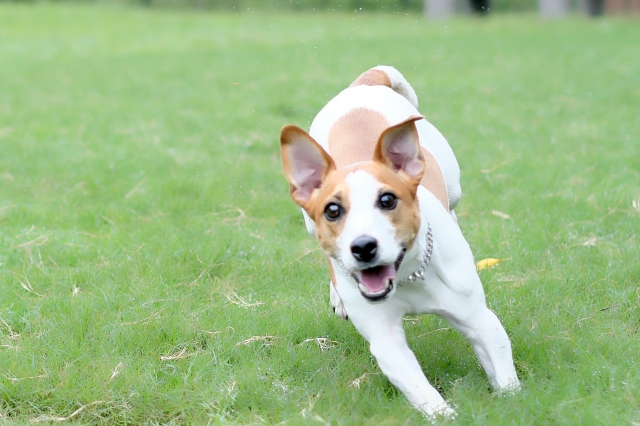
(0, 4), (639, 424)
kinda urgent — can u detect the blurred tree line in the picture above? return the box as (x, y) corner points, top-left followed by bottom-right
(141, 0), (538, 11)
(1, 0), (538, 12)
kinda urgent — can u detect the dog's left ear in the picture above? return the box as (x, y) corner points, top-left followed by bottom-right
(374, 116), (425, 184)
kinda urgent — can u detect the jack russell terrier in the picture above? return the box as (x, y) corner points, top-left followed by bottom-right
(279, 66), (520, 418)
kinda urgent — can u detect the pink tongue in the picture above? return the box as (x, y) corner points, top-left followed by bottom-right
(360, 265), (396, 293)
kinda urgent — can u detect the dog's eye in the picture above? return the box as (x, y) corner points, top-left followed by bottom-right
(378, 193), (397, 210)
(324, 203), (343, 221)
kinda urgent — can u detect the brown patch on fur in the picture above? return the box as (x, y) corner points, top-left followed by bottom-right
(329, 112), (449, 212)
(328, 108), (389, 169)
(349, 69), (392, 88)
(420, 147), (449, 210)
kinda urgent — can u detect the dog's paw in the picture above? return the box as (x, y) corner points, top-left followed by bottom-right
(423, 402), (457, 421)
(329, 283), (348, 320)
(496, 377), (521, 396)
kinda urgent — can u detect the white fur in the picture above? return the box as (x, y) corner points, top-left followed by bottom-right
(302, 67), (461, 238)
(373, 65), (420, 109)
(329, 186), (520, 417)
(296, 67), (520, 418)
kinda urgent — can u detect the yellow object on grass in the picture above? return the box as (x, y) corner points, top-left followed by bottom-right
(476, 258), (509, 271)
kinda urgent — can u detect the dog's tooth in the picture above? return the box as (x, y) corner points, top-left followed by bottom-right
(358, 283), (368, 294)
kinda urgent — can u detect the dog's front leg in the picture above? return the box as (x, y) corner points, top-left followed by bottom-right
(326, 259), (348, 320)
(329, 284), (348, 320)
(443, 304), (520, 392)
(352, 314), (455, 418)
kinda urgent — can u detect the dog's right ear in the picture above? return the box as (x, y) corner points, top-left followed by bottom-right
(280, 125), (336, 208)
(373, 116), (425, 186)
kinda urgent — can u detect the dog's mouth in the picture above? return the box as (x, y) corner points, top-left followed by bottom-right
(353, 249), (406, 301)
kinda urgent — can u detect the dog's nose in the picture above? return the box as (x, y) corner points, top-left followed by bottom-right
(350, 236), (378, 263)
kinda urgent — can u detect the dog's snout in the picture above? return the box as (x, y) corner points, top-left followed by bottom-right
(350, 236), (378, 263)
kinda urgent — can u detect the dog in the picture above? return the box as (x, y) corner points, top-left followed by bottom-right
(279, 66), (520, 418)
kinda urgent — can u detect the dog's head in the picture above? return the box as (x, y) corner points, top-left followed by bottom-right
(280, 116), (425, 301)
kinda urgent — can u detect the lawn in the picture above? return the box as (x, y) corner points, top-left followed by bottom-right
(0, 3), (638, 424)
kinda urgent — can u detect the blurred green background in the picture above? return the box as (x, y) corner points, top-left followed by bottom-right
(0, 0), (544, 12)
(0, 0), (638, 424)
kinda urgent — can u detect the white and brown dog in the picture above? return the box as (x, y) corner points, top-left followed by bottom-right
(280, 66), (519, 418)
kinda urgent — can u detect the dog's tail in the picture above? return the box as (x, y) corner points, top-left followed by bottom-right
(349, 65), (419, 109)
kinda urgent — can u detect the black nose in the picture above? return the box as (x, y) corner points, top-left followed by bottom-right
(350, 236), (378, 263)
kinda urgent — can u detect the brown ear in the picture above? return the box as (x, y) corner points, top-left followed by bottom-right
(373, 116), (425, 184)
(280, 125), (336, 207)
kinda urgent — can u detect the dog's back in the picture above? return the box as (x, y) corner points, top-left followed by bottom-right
(309, 66), (461, 212)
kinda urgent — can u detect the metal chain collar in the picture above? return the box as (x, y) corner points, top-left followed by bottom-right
(397, 221), (433, 285)
(333, 221), (434, 287)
